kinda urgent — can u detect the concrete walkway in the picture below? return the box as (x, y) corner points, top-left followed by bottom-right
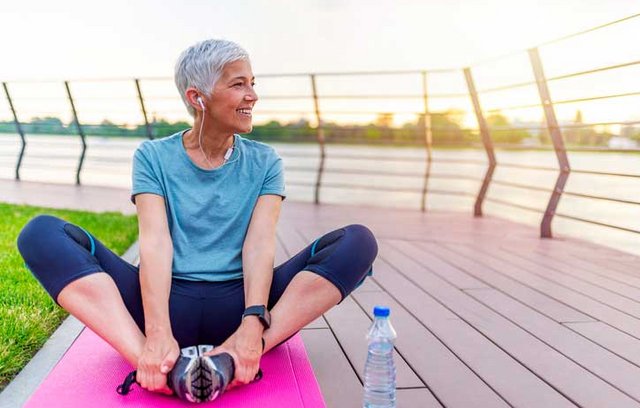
(0, 179), (135, 215)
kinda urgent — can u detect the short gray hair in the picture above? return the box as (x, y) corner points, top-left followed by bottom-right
(174, 39), (249, 117)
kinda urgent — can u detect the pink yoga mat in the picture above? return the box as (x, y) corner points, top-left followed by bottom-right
(25, 328), (325, 407)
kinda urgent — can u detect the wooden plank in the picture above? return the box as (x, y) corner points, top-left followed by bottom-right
(300, 328), (363, 408)
(387, 240), (488, 290)
(549, 255), (640, 295)
(304, 316), (329, 330)
(564, 321), (640, 367)
(547, 254), (640, 290)
(438, 242), (640, 339)
(276, 218), (310, 257)
(488, 247), (640, 338)
(274, 230), (289, 266)
(520, 240), (640, 277)
(405, 241), (593, 323)
(379, 241), (638, 407)
(466, 287), (640, 402)
(397, 388), (443, 408)
(354, 291), (509, 408)
(353, 276), (384, 293)
(498, 247), (640, 314)
(323, 296), (424, 388)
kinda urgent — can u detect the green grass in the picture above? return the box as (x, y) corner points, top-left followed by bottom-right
(0, 203), (138, 390)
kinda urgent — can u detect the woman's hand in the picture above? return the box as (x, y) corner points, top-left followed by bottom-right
(205, 317), (264, 389)
(136, 330), (180, 395)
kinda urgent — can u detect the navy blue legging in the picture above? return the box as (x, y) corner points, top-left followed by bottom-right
(17, 215), (377, 348)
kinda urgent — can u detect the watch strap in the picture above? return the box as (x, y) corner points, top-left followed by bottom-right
(243, 305), (270, 329)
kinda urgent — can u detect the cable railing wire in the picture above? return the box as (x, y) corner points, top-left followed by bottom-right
(470, 12), (640, 67)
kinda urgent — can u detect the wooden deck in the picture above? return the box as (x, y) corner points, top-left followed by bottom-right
(4, 179), (640, 407)
(278, 202), (640, 408)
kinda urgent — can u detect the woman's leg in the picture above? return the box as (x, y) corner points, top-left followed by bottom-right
(57, 274), (145, 367)
(263, 224), (378, 353)
(17, 215), (147, 366)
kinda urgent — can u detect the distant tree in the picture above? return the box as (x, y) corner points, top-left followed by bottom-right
(375, 113), (393, 128)
(574, 110), (583, 124)
(85, 119), (128, 136)
(564, 110), (585, 145)
(151, 120), (191, 138)
(26, 117), (68, 134)
(373, 113), (393, 142)
(561, 110), (612, 146)
(363, 125), (382, 142)
(430, 110), (469, 145)
(485, 113), (530, 144)
(0, 120), (18, 133)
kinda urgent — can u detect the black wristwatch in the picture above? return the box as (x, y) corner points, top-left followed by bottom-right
(242, 305), (271, 329)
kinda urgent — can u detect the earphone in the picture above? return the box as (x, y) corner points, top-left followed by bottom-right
(195, 95), (234, 168)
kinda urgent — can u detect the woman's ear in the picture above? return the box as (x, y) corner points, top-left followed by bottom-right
(185, 88), (203, 111)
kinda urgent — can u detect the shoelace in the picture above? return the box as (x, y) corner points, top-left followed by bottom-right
(116, 370), (138, 395)
(116, 338), (266, 396)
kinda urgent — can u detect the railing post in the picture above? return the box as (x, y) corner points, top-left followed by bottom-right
(64, 81), (87, 185)
(310, 74), (326, 205)
(464, 67), (496, 216)
(135, 79), (154, 140)
(528, 47), (570, 238)
(420, 71), (433, 212)
(3, 82), (26, 180)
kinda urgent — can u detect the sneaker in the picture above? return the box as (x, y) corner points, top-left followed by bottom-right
(166, 346), (202, 402)
(168, 345), (236, 403)
(117, 343), (262, 402)
(199, 348), (236, 402)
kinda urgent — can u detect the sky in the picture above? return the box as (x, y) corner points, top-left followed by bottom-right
(1, 0), (637, 79)
(0, 0), (639, 127)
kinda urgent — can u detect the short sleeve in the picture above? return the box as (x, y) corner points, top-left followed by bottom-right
(131, 144), (164, 204)
(259, 153), (286, 200)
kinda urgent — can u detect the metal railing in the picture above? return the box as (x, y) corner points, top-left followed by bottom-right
(461, 12), (640, 238)
(1, 13), (639, 241)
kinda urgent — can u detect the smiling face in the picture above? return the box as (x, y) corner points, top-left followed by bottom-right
(204, 59), (257, 135)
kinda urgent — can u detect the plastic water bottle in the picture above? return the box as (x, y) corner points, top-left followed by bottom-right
(363, 306), (397, 408)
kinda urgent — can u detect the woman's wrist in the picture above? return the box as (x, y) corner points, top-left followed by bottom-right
(240, 315), (265, 334)
(145, 324), (173, 338)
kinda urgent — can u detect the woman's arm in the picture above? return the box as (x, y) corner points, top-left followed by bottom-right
(242, 194), (282, 309)
(135, 193), (179, 394)
(206, 194), (282, 388)
(137, 193), (174, 334)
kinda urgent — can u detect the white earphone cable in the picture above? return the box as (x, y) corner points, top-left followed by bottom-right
(197, 97), (234, 169)
(197, 111), (216, 168)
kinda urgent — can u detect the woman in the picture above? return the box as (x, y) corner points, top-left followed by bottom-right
(17, 39), (377, 402)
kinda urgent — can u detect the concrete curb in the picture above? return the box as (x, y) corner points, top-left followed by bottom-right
(0, 240), (139, 408)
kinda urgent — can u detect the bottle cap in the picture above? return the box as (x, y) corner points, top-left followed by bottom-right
(373, 306), (390, 317)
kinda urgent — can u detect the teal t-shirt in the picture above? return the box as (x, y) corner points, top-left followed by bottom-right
(131, 130), (286, 281)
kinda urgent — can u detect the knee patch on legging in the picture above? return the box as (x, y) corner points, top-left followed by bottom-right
(63, 223), (95, 255)
(308, 229), (344, 263)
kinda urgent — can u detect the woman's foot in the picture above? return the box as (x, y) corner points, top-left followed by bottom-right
(166, 346), (203, 402)
(119, 344), (259, 402)
(199, 349), (235, 402)
(168, 345), (235, 403)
